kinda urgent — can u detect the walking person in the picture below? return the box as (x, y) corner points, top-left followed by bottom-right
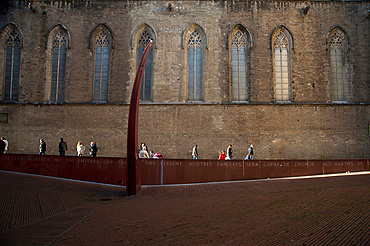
(77, 141), (85, 156)
(149, 150), (154, 158)
(59, 138), (68, 156)
(1, 137), (8, 153)
(226, 144), (233, 160)
(248, 144), (254, 160)
(192, 145), (198, 159)
(0, 138), (5, 154)
(39, 138), (46, 155)
(142, 143), (148, 152)
(219, 151), (226, 160)
(89, 141), (98, 157)
(139, 148), (149, 158)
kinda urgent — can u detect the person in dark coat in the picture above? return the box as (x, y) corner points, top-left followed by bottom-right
(39, 138), (46, 155)
(89, 141), (98, 157)
(59, 138), (68, 156)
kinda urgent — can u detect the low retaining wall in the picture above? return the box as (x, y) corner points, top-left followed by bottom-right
(1, 154), (369, 186)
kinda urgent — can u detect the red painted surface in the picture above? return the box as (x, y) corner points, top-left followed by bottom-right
(0, 155), (369, 187)
(0, 155), (126, 186)
(127, 41), (156, 196)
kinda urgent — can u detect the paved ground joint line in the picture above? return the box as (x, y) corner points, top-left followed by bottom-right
(48, 204), (101, 246)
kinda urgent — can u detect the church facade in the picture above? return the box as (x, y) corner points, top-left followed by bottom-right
(0, 0), (369, 159)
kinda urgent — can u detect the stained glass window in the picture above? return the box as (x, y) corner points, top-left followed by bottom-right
(138, 30), (153, 101)
(231, 30), (248, 101)
(188, 30), (203, 101)
(50, 31), (67, 102)
(94, 30), (110, 102)
(329, 29), (346, 102)
(274, 32), (289, 101)
(4, 29), (21, 101)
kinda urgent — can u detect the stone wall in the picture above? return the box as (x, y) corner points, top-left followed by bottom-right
(1, 1), (369, 103)
(0, 1), (369, 159)
(0, 103), (369, 159)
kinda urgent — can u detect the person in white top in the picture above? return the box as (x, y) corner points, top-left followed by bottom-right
(192, 145), (198, 159)
(1, 137), (8, 153)
(77, 141), (85, 156)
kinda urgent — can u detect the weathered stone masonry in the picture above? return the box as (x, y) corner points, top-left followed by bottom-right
(0, 1), (369, 159)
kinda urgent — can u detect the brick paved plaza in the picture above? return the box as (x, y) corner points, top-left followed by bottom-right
(0, 171), (369, 245)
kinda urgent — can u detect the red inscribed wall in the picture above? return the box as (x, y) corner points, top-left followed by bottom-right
(0, 155), (127, 186)
(0, 155), (369, 186)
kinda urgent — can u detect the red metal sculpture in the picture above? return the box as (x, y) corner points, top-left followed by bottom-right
(127, 40), (155, 196)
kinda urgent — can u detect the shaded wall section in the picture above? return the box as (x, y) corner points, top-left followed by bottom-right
(1, 155), (369, 186)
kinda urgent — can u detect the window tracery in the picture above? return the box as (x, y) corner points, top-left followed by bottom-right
(96, 30), (110, 47)
(93, 29), (111, 102)
(232, 30), (246, 48)
(6, 30), (21, 47)
(329, 28), (347, 102)
(187, 29), (203, 101)
(138, 30), (153, 47)
(273, 30), (290, 102)
(188, 30), (202, 47)
(274, 32), (288, 48)
(50, 30), (67, 102)
(231, 29), (248, 101)
(137, 29), (154, 101)
(329, 31), (345, 49)
(4, 28), (21, 101)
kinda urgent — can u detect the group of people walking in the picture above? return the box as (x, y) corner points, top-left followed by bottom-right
(2, 136), (254, 160)
(219, 144), (234, 160)
(38, 138), (98, 157)
(192, 144), (254, 160)
(138, 142), (163, 159)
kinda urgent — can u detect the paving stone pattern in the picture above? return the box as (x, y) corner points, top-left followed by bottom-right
(0, 171), (369, 245)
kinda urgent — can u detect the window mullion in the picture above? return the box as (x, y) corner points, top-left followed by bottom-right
(280, 48), (284, 100)
(56, 46), (61, 101)
(194, 46), (197, 99)
(238, 47), (241, 101)
(335, 49), (339, 101)
(10, 47), (15, 100)
(100, 46), (104, 101)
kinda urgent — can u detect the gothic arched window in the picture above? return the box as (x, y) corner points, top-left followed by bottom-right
(138, 30), (153, 101)
(231, 30), (247, 101)
(50, 30), (67, 102)
(274, 32), (289, 101)
(328, 27), (348, 102)
(271, 26), (293, 102)
(93, 29), (111, 102)
(187, 29), (203, 101)
(229, 25), (251, 102)
(4, 28), (21, 101)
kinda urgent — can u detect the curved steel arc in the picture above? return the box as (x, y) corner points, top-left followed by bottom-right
(127, 41), (155, 196)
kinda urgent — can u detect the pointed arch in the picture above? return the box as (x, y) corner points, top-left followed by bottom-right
(90, 24), (113, 102)
(1, 23), (22, 101)
(326, 25), (349, 51)
(270, 25), (294, 50)
(227, 24), (252, 102)
(46, 24), (70, 102)
(131, 23), (157, 49)
(132, 23), (156, 101)
(226, 24), (252, 49)
(183, 24), (207, 102)
(327, 26), (350, 102)
(270, 25), (294, 102)
(46, 24), (70, 49)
